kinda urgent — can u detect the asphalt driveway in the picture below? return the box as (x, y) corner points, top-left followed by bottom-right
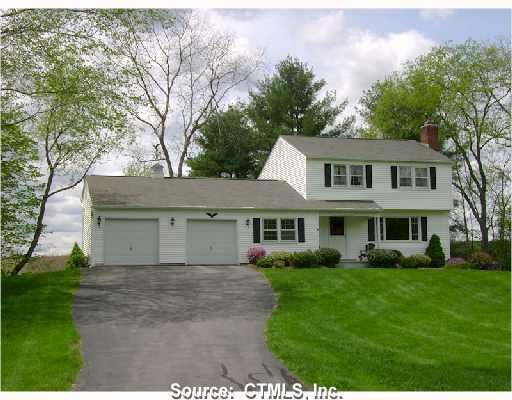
(73, 265), (297, 390)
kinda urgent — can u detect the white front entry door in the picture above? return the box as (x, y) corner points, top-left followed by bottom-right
(104, 219), (159, 265)
(186, 220), (238, 265)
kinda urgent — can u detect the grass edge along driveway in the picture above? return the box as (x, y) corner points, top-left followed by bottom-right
(1, 268), (82, 391)
(261, 268), (511, 391)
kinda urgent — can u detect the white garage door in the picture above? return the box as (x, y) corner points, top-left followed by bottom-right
(186, 220), (238, 265)
(104, 219), (159, 265)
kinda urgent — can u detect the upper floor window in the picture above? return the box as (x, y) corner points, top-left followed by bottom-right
(350, 165), (364, 187)
(399, 166), (412, 187)
(333, 164), (364, 188)
(398, 166), (430, 189)
(333, 165), (347, 186)
(415, 168), (428, 188)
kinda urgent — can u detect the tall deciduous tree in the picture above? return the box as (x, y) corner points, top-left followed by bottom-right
(1, 10), (129, 274)
(358, 40), (511, 249)
(116, 10), (261, 177)
(187, 104), (258, 178)
(1, 114), (41, 257)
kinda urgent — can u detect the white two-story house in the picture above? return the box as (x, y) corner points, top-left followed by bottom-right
(82, 121), (451, 266)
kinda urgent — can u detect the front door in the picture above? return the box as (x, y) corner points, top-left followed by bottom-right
(319, 216), (346, 258)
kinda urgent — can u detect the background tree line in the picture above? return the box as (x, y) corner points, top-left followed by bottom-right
(1, 8), (510, 274)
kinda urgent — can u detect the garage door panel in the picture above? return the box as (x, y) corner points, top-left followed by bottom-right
(104, 219), (159, 265)
(186, 220), (237, 265)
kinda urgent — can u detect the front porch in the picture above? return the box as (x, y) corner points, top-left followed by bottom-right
(318, 214), (376, 265)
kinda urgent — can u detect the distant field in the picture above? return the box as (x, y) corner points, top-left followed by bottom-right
(2, 255), (69, 274)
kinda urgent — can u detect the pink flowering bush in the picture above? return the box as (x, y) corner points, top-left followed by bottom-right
(247, 246), (266, 264)
(447, 257), (466, 265)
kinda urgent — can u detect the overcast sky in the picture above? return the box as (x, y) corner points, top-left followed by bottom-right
(40, 8), (510, 255)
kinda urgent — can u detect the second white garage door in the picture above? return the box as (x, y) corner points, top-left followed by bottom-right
(186, 220), (238, 265)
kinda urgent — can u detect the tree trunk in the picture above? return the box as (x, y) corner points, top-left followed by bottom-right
(479, 191), (489, 251)
(461, 198), (469, 242)
(12, 170), (54, 275)
(157, 124), (173, 177)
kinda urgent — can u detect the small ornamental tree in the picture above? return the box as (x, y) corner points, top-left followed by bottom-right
(66, 243), (88, 269)
(425, 234), (446, 267)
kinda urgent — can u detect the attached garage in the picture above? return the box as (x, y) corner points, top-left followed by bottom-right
(104, 219), (159, 265)
(186, 220), (238, 265)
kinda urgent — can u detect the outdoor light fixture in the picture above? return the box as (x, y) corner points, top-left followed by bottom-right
(246, 219), (250, 227)
(97, 216), (102, 227)
(170, 217), (175, 226)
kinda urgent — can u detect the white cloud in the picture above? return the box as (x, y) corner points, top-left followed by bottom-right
(301, 11), (345, 44)
(419, 9), (455, 20)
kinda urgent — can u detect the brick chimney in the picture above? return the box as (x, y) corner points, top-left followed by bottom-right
(150, 163), (164, 178)
(420, 119), (439, 151)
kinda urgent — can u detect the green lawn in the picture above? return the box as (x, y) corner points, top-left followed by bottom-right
(262, 268), (511, 391)
(1, 268), (82, 390)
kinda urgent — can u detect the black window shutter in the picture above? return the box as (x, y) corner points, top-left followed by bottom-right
(365, 165), (373, 188)
(324, 163), (332, 187)
(421, 217), (428, 241)
(368, 218), (375, 241)
(391, 166), (398, 188)
(253, 218), (261, 243)
(430, 167), (437, 189)
(298, 218), (305, 242)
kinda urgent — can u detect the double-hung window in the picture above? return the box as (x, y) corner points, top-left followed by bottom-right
(333, 164), (364, 188)
(411, 217), (419, 240)
(263, 218), (297, 242)
(333, 165), (347, 186)
(263, 219), (278, 241)
(399, 166), (412, 187)
(350, 165), (364, 187)
(280, 219), (296, 241)
(415, 167), (428, 188)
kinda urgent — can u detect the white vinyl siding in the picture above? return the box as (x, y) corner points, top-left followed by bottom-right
(258, 137), (307, 198)
(88, 208), (319, 266)
(306, 159), (452, 210)
(81, 184), (92, 257)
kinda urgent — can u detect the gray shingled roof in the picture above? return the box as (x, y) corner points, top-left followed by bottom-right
(281, 135), (452, 163)
(85, 176), (381, 211)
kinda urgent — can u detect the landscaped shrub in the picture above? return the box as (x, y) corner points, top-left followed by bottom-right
(315, 248), (341, 267)
(400, 254), (431, 269)
(469, 251), (496, 270)
(425, 234), (446, 268)
(270, 251), (292, 266)
(489, 240), (511, 271)
(445, 257), (478, 269)
(367, 249), (401, 268)
(247, 246), (266, 264)
(255, 256), (274, 269)
(290, 250), (319, 268)
(66, 243), (88, 269)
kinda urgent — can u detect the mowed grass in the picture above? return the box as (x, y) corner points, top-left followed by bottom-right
(262, 268), (511, 391)
(1, 268), (82, 390)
